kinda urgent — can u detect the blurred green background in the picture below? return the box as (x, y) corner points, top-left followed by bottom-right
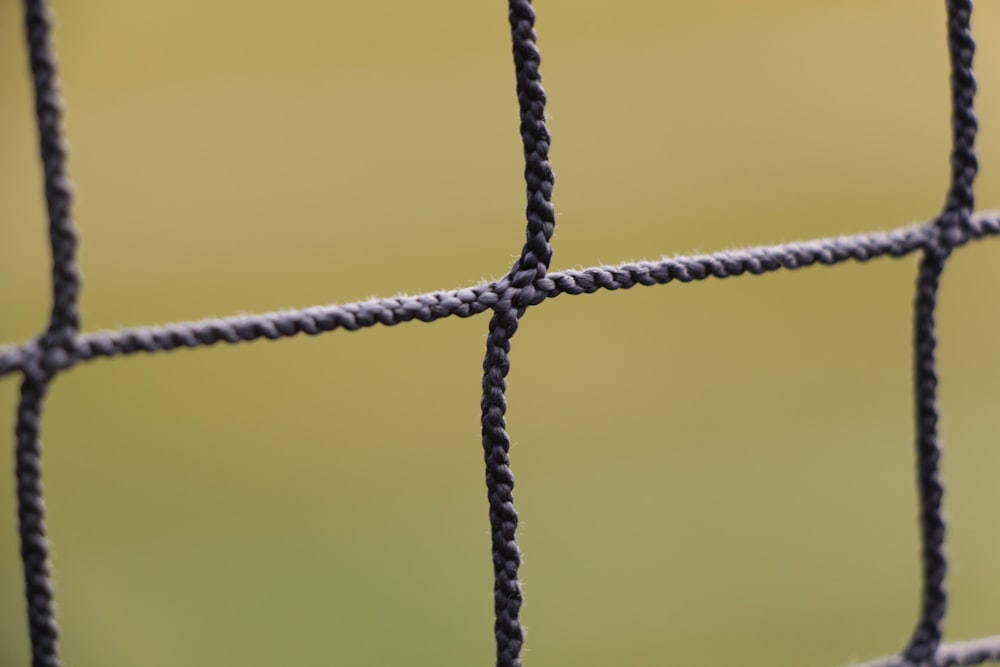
(2, 1), (1000, 665)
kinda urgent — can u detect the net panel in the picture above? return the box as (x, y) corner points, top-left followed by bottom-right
(5, 1), (1000, 666)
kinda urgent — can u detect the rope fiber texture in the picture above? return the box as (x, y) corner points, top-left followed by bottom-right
(6, 1), (1000, 666)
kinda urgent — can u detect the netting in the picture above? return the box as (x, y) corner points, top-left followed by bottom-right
(4, 1), (1000, 666)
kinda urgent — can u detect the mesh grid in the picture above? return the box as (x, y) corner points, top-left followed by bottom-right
(6, 1), (1000, 666)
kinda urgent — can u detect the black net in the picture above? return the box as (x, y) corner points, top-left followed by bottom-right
(5, 1), (999, 666)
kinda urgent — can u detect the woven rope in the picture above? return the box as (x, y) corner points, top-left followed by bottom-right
(8, 1), (999, 666)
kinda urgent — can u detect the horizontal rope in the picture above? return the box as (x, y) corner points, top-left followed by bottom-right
(0, 212), (997, 379)
(852, 635), (1000, 667)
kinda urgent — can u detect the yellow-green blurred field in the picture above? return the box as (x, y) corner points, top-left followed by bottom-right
(2, 2), (1000, 665)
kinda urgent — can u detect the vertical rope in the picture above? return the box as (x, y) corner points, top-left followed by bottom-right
(481, 2), (556, 665)
(904, 247), (951, 664)
(506, 0), (556, 306)
(17, 1), (82, 665)
(16, 364), (59, 667)
(902, 1), (977, 663)
(942, 0), (978, 222)
(24, 0), (81, 339)
(482, 306), (524, 667)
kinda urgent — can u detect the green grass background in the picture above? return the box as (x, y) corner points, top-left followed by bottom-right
(2, 1), (1000, 665)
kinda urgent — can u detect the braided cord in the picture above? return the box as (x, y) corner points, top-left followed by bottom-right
(905, 248), (951, 664)
(16, 365), (58, 667)
(7, 1), (1000, 666)
(16, 1), (83, 666)
(482, 307), (524, 666)
(3, 218), (1000, 380)
(506, 0), (556, 300)
(861, 636), (1000, 667)
(24, 0), (81, 339)
(902, 1), (977, 663)
(479, 3), (557, 665)
(942, 0), (977, 221)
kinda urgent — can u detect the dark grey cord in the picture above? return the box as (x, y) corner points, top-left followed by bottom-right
(17, 1), (82, 666)
(902, 1), (978, 663)
(906, 247), (951, 664)
(859, 636), (1000, 667)
(15, 362), (58, 667)
(479, 3), (557, 664)
(2, 218), (997, 381)
(8, 0), (1000, 665)
(482, 307), (525, 667)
